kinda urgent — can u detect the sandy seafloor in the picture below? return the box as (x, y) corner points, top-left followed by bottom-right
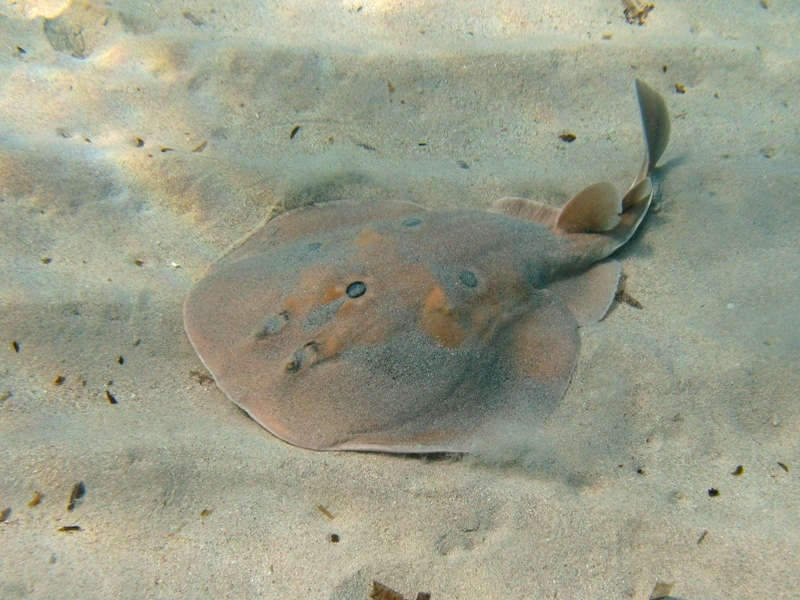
(1, 0), (799, 598)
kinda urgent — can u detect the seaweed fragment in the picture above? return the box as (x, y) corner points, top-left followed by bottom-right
(182, 11), (206, 27)
(649, 580), (674, 600)
(615, 289), (643, 309)
(67, 481), (86, 512)
(190, 370), (214, 385)
(370, 581), (430, 600)
(623, 0), (654, 25)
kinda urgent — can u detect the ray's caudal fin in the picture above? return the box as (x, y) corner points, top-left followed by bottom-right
(554, 79), (670, 255)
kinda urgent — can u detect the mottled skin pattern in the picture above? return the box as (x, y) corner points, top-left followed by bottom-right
(184, 80), (670, 452)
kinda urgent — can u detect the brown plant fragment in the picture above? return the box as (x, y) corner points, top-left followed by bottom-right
(615, 289), (643, 309)
(371, 581), (404, 600)
(623, 0), (654, 25)
(67, 481), (86, 511)
(189, 370), (214, 385)
(697, 530), (708, 544)
(370, 581), (431, 600)
(649, 580), (674, 600)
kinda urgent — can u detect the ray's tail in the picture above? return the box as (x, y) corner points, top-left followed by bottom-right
(489, 78), (671, 257)
(634, 78), (671, 184)
(552, 78), (671, 254)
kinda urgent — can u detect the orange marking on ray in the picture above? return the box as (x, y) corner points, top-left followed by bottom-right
(350, 228), (386, 248)
(323, 285), (344, 304)
(420, 285), (467, 348)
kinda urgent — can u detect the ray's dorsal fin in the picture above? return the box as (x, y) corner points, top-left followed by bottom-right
(489, 79), (669, 256)
(555, 79), (669, 255)
(554, 181), (623, 234)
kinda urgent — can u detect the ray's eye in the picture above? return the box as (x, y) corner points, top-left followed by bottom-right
(402, 217), (421, 227)
(459, 270), (478, 288)
(346, 281), (367, 298)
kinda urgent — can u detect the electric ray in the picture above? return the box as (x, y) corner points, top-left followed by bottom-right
(184, 79), (670, 453)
